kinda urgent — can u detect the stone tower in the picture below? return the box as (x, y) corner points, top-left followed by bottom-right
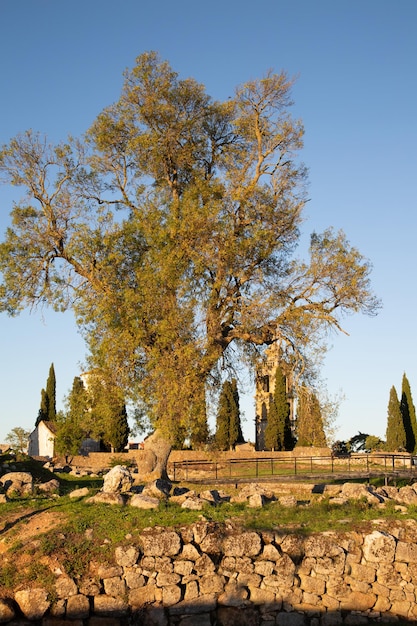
(255, 343), (295, 450)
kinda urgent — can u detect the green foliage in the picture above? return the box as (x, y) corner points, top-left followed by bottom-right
(264, 365), (294, 451)
(386, 385), (406, 451)
(296, 386), (327, 447)
(401, 373), (417, 453)
(36, 388), (49, 426)
(86, 373), (131, 451)
(46, 363), (56, 421)
(55, 377), (90, 456)
(105, 403), (130, 452)
(365, 435), (385, 451)
(35, 363), (56, 426)
(215, 379), (244, 450)
(5, 427), (30, 454)
(0, 52), (380, 440)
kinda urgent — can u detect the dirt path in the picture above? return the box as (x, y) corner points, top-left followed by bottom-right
(0, 507), (67, 553)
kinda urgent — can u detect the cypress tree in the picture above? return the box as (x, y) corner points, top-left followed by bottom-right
(36, 363), (57, 426)
(46, 363), (57, 422)
(401, 373), (417, 453)
(55, 376), (89, 456)
(215, 379), (244, 450)
(35, 388), (49, 426)
(264, 365), (293, 451)
(106, 403), (130, 452)
(386, 385), (406, 451)
(296, 387), (327, 447)
(229, 379), (244, 448)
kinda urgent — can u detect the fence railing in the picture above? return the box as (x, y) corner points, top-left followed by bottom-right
(169, 453), (417, 483)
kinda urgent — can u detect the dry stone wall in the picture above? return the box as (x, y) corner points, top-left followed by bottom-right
(3, 520), (417, 624)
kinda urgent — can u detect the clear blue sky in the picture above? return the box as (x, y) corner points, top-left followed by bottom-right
(0, 0), (416, 444)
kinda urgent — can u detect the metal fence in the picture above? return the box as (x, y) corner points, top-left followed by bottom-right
(169, 453), (417, 483)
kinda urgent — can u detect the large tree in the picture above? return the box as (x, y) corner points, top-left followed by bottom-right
(400, 373), (417, 453)
(296, 386), (327, 447)
(386, 385), (406, 452)
(215, 378), (244, 450)
(0, 52), (380, 444)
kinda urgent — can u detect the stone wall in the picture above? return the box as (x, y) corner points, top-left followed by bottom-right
(3, 520), (417, 624)
(52, 447), (332, 473)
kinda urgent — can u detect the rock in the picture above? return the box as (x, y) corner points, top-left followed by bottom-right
(279, 495), (298, 507)
(0, 471), (33, 495)
(142, 478), (172, 499)
(248, 493), (268, 508)
(66, 594), (90, 619)
(199, 489), (229, 503)
(69, 486), (90, 498)
(0, 598), (15, 623)
(87, 492), (126, 505)
(362, 530), (396, 563)
(93, 594), (129, 617)
(223, 532), (262, 557)
(181, 496), (206, 510)
(102, 465), (133, 493)
(396, 540), (417, 563)
(341, 482), (383, 504)
(14, 588), (50, 620)
(130, 493), (160, 509)
(398, 485), (417, 505)
(55, 575), (78, 598)
(231, 483), (275, 505)
(141, 530), (182, 557)
(37, 478), (60, 493)
(115, 545), (140, 567)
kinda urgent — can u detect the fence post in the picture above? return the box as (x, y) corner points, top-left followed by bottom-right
(256, 458), (258, 478)
(294, 458), (297, 475)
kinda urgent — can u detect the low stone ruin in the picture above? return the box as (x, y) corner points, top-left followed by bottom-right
(3, 519), (417, 623)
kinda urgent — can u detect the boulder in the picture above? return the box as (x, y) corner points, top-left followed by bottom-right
(181, 496), (206, 510)
(87, 492), (126, 505)
(14, 588), (50, 620)
(130, 494), (160, 509)
(69, 487), (90, 499)
(102, 465), (133, 493)
(341, 482), (383, 504)
(37, 478), (60, 494)
(0, 471), (33, 496)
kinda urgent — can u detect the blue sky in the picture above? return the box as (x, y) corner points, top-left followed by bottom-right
(0, 0), (416, 444)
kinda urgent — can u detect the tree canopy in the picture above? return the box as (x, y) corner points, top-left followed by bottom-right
(0, 52), (380, 443)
